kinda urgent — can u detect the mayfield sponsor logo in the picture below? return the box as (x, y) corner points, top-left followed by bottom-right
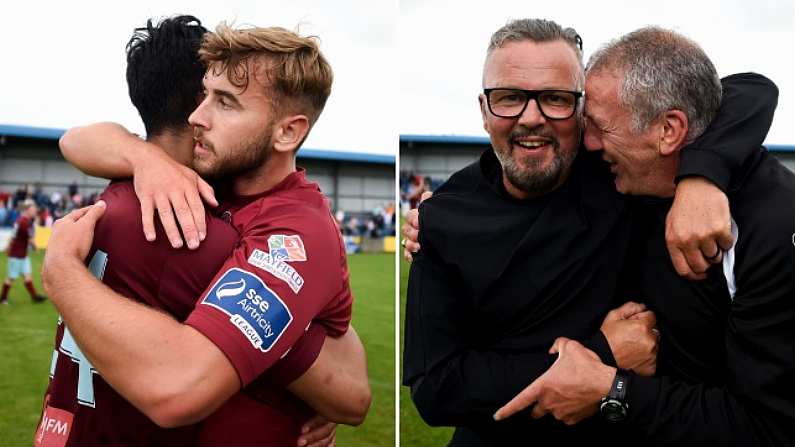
(247, 248), (305, 293)
(34, 406), (73, 447)
(201, 268), (292, 352)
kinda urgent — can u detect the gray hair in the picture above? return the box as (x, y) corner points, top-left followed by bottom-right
(487, 18), (585, 89)
(586, 26), (721, 143)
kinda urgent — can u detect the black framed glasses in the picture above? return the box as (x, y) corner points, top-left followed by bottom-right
(484, 88), (583, 120)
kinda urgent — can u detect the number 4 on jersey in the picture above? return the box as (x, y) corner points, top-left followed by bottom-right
(49, 250), (108, 408)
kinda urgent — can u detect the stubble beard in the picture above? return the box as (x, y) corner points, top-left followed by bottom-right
(193, 129), (273, 183)
(494, 128), (578, 195)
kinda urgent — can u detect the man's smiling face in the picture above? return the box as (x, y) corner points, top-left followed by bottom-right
(583, 70), (666, 196)
(479, 39), (582, 198)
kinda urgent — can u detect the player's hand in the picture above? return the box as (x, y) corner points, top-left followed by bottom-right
(666, 177), (733, 280)
(44, 201), (106, 263)
(600, 302), (658, 376)
(494, 337), (614, 424)
(132, 147), (217, 250)
(298, 415), (336, 447)
(402, 191), (432, 262)
(42, 201), (107, 297)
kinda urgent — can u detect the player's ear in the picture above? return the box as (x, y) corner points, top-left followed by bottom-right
(658, 109), (688, 156)
(273, 114), (310, 154)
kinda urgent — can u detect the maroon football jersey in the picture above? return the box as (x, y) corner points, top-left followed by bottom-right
(197, 324), (328, 446)
(185, 169), (353, 386)
(37, 181), (238, 446)
(187, 169), (354, 446)
(37, 180), (326, 446)
(8, 214), (34, 258)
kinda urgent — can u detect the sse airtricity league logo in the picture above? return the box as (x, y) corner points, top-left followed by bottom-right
(216, 278), (246, 299)
(201, 268), (292, 352)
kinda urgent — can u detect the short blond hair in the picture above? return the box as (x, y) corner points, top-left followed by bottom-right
(199, 23), (333, 123)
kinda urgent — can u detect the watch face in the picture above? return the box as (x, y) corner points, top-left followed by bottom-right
(600, 399), (627, 422)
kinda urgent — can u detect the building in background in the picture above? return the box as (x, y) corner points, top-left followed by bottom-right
(400, 133), (795, 212)
(0, 124), (396, 252)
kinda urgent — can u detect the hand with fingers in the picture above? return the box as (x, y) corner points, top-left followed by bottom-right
(599, 302), (658, 376)
(42, 201), (108, 297)
(132, 149), (217, 250)
(401, 191), (432, 262)
(297, 415), (336, 447)
(666, 177), (734, 280)
(493, 337), (615, 425)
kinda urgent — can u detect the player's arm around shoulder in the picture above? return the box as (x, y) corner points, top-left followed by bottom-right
(43, 254), (243, 429)
(59, 122), (144, 178)
(135, 325), (242, 428)
(175, 210), (352, 418)
(141, 224), (244, 428)
(287, 325), (372, 426)
(42, 198), (243, 429)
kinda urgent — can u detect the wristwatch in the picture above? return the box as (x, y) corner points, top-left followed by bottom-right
(600, 368), (630, 422)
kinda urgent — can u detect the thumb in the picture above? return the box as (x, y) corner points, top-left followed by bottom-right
(75, 201), (107, 225)
(608, 301), (647, 320)
(630, 310), (657, 328)
(549, 336), (570, 354)
(62, 202), (104, 223)
(419, 191), (433, 203)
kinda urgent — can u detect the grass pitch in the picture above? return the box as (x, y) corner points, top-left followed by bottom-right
(0, 250), (394, 447)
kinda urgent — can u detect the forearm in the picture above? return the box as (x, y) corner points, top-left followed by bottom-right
(287, 327), (371, 425)
(408, 346), (556, 427)
(43, 256), (234, 425)
(677, 73), (778, 191)
(59, 122), (155, 179)
(404, 249), (618, 426)
(405, 251), (586, 426)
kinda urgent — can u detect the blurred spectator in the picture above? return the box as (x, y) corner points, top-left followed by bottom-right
(0, 190), (9, 226)
(0, 184), (98, 227)
(400, 171), (443, 215)
(406, 174), (427, 209)
(1, 200), (46, 304)
(335, 201), (396, 239)
(68, 181), (79, 198)
(13, 185), (31, 208)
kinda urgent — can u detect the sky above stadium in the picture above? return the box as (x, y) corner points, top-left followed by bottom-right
(1, 0), (793, 154)
(399, 0), (795, 145)
(0, 0), (398, 155)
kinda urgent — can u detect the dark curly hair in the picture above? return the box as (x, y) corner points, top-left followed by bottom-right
(126, 15), (207, 136)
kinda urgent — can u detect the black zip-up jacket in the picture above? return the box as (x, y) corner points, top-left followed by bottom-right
(626, 150), (795, 447)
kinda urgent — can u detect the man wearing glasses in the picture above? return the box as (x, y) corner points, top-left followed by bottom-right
(402, 19), (770, 445)
(492, 27), (794, 446)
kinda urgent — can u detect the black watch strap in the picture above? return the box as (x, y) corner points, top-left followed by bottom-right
(600, 368), (631, 422)
(609, 368), (630, 401)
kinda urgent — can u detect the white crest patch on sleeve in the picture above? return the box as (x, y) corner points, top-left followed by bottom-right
(267, 234), (307, 262)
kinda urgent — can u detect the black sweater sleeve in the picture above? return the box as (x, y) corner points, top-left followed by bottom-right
(402, 219), (614, 427)
(402, 242), (557, 427)
(677, 73), (778, 191)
